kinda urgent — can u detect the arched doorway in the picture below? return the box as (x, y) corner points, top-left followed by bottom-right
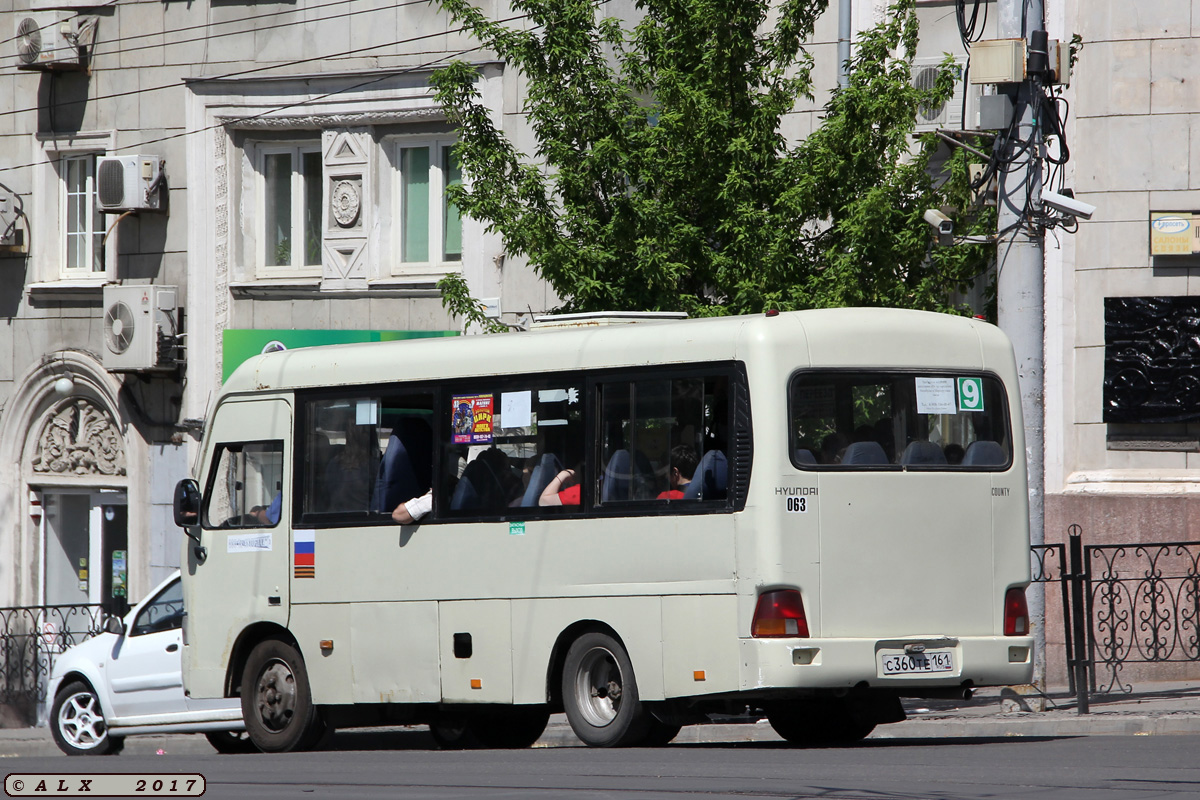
(32, 396), (129, 614)
(0, 351), (132, 614)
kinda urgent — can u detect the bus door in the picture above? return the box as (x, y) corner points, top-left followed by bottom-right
(186, 397), (291, 695)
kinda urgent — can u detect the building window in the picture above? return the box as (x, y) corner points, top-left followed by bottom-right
(258, 144), (322, 274)
(395, 139), (461, 269)
(63, 154), (104, 275)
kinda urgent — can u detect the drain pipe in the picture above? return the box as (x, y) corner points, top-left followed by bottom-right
(837, 0), (851, 89)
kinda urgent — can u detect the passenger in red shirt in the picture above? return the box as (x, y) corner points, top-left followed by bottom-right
(539, 468), (581, 506)
(657, 444), (698, 500)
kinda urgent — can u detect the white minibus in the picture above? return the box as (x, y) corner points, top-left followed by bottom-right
(175, 308), (1033, 751)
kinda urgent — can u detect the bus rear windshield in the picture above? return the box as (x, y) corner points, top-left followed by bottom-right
(790, 371), (1011, 470)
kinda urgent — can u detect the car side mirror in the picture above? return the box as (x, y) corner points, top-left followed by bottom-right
(104, 616), (125, 636)
(173, 479), (202, 542)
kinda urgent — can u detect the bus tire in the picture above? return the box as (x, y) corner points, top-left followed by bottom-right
(205, 730), (259, 754)
(470, 706), (550, 749)
(640, 718), (682, 746)
(429, 714), (477, 749)
(241, 637), (326, 753)
(767, 699), (876, 746)
(562, 632), (652, 747)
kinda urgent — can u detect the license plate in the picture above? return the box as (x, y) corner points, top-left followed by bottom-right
(879, 649), (955, 676)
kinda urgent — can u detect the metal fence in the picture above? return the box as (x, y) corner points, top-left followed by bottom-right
(1035, 525), (1200, 714)
(0, 604), (111, 724)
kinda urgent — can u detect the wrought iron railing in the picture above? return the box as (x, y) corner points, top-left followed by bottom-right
(1085, 539), (1200, 694)
(1030, 541), (1079, 695)
(0, 604), (112, 724)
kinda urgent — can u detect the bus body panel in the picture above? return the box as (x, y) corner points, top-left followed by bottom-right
(815, 472), (996, 637)
(439, 600), (514, 703)
(288, 517), (736, 605)
(348, 601), (441, 704)
(289, 603), (353, 704)
(661, 594), (742, 698)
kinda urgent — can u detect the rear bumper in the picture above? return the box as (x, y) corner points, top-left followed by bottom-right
(739, 635), (1034, 694)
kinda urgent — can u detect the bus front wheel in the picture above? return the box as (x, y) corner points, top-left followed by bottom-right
(562, 632), (652, 747)
(241, 637), (327, 753)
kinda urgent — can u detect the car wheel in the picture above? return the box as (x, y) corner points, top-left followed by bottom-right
(469, 706), (550, 749)
(240, 637), (327, 753)
(562, 632), (652, 747)
(205, 730), (259, 754)
(50, 681), (121, 756)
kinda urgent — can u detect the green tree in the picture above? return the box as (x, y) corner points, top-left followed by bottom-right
(433, 0), (992, 321)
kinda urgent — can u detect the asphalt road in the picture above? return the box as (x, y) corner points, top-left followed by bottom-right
(6, 733), (1200, 799)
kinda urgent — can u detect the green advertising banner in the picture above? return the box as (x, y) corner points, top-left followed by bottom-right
(222, 329), (458, 382)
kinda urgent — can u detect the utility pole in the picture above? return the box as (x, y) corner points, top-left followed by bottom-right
(996, 0), (1046, 702)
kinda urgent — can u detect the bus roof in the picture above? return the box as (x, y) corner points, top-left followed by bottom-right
(221, 308), (1013, 395)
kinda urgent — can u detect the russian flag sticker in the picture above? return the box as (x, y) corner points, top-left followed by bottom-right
(294, 529), (315, 579)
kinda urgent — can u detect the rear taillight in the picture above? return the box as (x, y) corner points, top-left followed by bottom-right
(751, 589), (809, 637)
(1004, 587), (1029, 636)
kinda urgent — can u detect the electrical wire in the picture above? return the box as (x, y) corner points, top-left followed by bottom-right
(0, 42), (487, 178)
(0, 14), (508, 122)
(0, 0), (439, 79)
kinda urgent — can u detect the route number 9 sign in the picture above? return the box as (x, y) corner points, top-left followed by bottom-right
(957, 377), (984, 412)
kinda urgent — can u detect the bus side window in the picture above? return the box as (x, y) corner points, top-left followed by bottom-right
(441, 382), (583, 517)
(202, 442), (284, 529)
(597, 375), (729, 504)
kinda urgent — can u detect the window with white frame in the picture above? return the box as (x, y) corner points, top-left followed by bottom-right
(257, 143), (322, 275)
(62, 154), (105, 276)
(394, 138), (462, 270)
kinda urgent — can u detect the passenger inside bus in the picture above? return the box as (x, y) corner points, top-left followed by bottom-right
(657, 444), (698, 499)
(538, 464), (582, 506)
(319, 412), (379, 512)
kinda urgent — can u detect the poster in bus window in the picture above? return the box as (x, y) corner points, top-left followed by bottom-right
(452, 394), (494, 444)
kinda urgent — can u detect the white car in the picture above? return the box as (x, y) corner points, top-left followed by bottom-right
(47, 571), (251, 755)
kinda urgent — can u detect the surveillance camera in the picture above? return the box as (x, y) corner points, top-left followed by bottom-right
(924, 209), (954, 246)
(1042, 189), (1095, 220)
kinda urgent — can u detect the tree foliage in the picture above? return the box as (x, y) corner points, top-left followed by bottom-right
(433, 0), (992, 318)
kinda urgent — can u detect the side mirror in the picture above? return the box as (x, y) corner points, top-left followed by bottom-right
(174, 479), (202, 541)
(103, 616), (125, 636)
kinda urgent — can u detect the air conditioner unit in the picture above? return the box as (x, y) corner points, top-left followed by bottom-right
(96, 155), (165, 213)
(14, 14), (92, 71)
(912, 58), (980, 131)
(102, 285), (179, 372)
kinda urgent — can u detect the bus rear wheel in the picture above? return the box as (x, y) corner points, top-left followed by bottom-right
(766, 698), (876, 746)
(241, 637), (327, 753)
(562, 632), (652, 747)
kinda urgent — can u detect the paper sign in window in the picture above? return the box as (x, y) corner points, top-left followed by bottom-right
(355, 399), (379, 426)
(915, 378), (956, 414)
(500, 391), (532, 429)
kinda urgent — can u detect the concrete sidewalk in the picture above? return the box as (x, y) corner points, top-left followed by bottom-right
(4, 683), (1200, 757)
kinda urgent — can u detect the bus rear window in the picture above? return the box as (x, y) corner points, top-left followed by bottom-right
(789, 372), (1011, 470)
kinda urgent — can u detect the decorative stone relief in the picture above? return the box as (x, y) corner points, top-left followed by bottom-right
(32, 399), (126, 477)
(331, 179), (362, 228)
